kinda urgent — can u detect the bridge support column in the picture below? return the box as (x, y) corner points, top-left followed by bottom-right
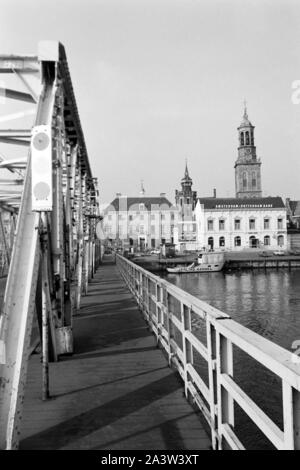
(41, 247), (50, 401)
(165, 289), (173, 366)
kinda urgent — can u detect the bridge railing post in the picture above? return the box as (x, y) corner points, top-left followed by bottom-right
(282, 381), (300, 449)
(125, 259), (130, 290)
(132, 265), (135, 293)
(145, 277), (150, 323)
(282, 381), (294, 449)
(128, 265), (134, 293)
(129, 263), (133, 292)
(148, 278), (154, 330)
(155, 283), (161, 344)
(138, 271), (143, 310)
(182, 303), (193, 399)
(135, 267), (139, 300)
(206, 318), (218, 449)
(133, 266), (138, 299)
(164, 288), (173, 366)
(293, 388), (300, 449)
(143, 274), (147, 314)
(216, 331), (234, 450)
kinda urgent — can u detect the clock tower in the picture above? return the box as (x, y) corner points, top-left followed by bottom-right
(234, 103), (262, 198)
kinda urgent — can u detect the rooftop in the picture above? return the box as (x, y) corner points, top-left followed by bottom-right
(107, 196), (174, 212)
(197, 197), (285, 210)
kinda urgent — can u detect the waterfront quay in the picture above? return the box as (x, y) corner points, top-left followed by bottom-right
(131, 250), (300, 272)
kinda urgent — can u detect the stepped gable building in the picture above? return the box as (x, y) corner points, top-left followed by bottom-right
(103, 189), (177, 251)
(235, 104), (262, 198)
(194, 196), (287, 250)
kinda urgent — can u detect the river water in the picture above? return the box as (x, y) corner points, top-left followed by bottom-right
(162, 269), (300, 449)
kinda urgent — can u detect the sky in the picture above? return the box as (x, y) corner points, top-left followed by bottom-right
(1, 0), (300, 206)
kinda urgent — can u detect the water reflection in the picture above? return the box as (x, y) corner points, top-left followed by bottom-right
(163, 269), (300, 449)
(165, 269), (300, 350)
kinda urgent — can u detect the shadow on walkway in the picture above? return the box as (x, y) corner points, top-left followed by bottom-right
(20, 256), (211, 450)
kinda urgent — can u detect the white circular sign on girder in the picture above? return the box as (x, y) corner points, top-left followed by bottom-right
(32, 132), (50, 151)
(33, 181), (50, 200)
(31, 125), (53, 212)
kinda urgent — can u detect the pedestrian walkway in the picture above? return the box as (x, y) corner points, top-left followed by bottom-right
(19, 256), (211, 450)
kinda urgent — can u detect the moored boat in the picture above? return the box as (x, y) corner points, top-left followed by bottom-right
(167, 252), (225, 273)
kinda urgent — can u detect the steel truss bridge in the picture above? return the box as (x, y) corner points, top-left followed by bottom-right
(0, 41), (101, 449)
(0, 41), (300, 452)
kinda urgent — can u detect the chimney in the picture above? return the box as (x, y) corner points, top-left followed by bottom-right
(160, 192), (166, 198)
(116, 192), (122, 197)
(213, 188), (217, 198)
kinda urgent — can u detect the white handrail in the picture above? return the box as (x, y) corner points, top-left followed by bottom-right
(116, 254), (300, 450)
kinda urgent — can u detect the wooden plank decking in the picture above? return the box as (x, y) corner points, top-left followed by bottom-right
(19, 256), (211, 450)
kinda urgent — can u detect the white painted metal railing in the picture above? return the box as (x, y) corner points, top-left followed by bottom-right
(117, 254), (300, 450)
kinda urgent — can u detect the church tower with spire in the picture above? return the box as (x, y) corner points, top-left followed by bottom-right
(174, 162), (198, 250)
(234, 103), (262, 198)
(175, 161), (197, 209)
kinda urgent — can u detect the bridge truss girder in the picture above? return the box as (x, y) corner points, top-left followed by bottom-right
(0, 41), (101, 449)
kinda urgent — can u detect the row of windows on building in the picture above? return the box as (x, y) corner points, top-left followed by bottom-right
(208, 234), (285, 248)
(130, 225), (174, 235)
(107, 213), (175, 221)
(104, 225), (174, 236)
(207, 217), (284, 231)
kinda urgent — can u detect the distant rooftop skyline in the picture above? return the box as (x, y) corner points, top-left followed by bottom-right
(1, 0), (300, 206)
